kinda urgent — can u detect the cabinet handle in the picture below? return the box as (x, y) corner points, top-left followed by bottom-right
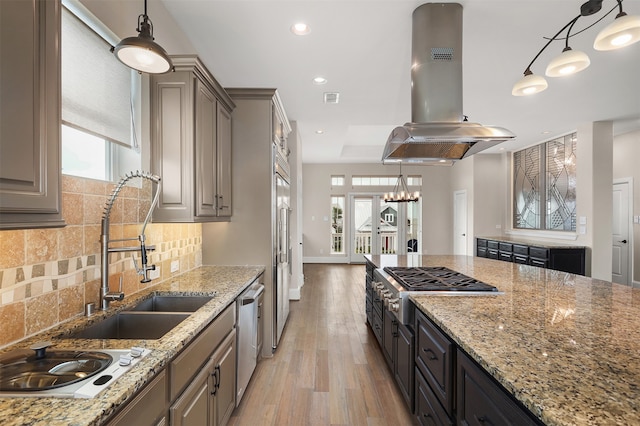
(215, 365), (221, 392)
(475, 415), (495, 426)
(422, 348), (437, 360)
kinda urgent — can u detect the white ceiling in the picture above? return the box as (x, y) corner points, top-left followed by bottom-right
(160, 0), (640, 164)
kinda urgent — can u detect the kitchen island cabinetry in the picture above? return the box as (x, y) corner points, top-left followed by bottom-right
(150, 55), (235, 222)
(414, 307), (540, 426)
(476, 237), (585, 275)
(0, 0), (64, 229)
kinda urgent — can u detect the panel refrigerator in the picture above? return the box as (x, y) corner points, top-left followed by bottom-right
(274, 150), (291, 347)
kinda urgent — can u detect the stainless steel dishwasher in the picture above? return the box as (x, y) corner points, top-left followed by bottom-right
(236, 280), (264, 405)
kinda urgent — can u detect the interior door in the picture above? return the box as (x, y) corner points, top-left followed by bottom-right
(453, 190), (468, 255)
(612, 181), (630, 284)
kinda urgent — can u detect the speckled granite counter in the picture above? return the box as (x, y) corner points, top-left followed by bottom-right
(0, 265), (264, 426)
(367, 254), (640, 426)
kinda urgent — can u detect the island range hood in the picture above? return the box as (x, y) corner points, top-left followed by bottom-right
(382, 3), (515, 165)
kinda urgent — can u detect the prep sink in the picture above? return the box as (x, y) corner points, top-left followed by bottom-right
(130, 295), (213, 312)
(70, 312), (189, 340)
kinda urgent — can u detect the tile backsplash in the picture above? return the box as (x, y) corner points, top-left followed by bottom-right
(0, 175), (202, 348)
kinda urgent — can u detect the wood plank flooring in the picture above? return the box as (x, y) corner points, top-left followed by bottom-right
(228, 264), (416, 426)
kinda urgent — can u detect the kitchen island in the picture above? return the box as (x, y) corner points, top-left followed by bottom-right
(366, 254), (640, 426)
(0, 265), (264, 426)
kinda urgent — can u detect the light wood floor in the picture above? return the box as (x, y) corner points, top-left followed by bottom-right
(228, 264), (416, 426)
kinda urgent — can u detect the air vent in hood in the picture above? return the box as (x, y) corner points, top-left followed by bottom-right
(382, 3), (515, 165)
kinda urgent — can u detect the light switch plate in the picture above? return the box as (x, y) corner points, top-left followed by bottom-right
(149, 269), (160, 280)
(170, 260), (179, 273)
(579, 216), (587, 225)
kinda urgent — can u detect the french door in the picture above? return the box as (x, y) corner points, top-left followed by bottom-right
(349, 194), (422, 263)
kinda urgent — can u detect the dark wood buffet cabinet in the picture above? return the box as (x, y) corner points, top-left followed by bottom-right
(476, 237), (586, 275)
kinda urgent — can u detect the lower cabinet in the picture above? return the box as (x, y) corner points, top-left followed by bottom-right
(107, 370), (168, 426)
(171, 330), (236, 426)
(413, 305), (541, 426)
(457, 349), (538, 426)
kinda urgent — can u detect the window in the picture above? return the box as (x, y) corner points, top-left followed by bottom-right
(384, 213), (395, 223)
(330, 196), (345, 254)
(351, 176), (421, 186)
(61, 1), (141, 181)
(331, 175), (345, 186)
(513, 133), (577, 231)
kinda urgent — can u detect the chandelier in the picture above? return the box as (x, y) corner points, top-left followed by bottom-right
(383, 163), (420, 203)
(512, 0), (640, 96)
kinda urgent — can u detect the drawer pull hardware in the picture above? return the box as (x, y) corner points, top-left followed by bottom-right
(422, 348), (437, 360)
(475, 415), (495, 425)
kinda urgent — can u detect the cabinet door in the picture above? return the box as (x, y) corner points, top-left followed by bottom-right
(457, 349), (538, 426)
(151, 71), (194, 222)
(212, 330), (236, 426)
(0, 0), (64, 229)
(216, 104), (232, 217)
(382, 307), (396, 369)
(170, 358), (214, 426)
(395, 322), (414, 410)
(195, 79), (218, 218)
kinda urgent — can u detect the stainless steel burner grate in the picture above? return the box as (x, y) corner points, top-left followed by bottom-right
(383, 266), (498, 292)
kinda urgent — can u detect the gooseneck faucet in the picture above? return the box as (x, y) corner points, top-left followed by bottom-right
(100, 171), (162, 310)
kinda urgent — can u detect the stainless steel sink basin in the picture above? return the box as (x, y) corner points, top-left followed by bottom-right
(130, 295), (213, 312)
(70, 312), (189, 339)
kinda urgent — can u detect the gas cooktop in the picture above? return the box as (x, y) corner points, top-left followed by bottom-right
(383, 266), (499, 292)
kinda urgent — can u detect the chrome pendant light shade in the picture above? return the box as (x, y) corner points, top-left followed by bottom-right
(111, 0), (173, 74)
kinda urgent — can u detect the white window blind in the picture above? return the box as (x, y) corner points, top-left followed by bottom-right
(61, 7), (133, 147)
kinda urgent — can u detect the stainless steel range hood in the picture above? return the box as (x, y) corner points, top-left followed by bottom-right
(382, 3), (515, 165)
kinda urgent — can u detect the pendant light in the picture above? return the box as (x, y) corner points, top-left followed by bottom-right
(383, 163), (420, 203)
(111, 0), (173, 74)
(593, 11), (640, 50)
(512, 0), (640, 96)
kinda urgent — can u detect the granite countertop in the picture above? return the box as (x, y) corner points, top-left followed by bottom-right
(0, 265), (265, 426)
(476, 235), (586, 249)
(367, 254), (639, 426)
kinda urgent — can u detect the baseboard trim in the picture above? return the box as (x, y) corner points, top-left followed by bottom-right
(303, 256), (350, 264)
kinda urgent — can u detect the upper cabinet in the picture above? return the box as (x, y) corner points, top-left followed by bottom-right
(150, 55), (235, 222)
(0, 0), (65, 229)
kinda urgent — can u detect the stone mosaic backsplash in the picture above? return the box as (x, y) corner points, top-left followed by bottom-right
(0, 175), (203, 348)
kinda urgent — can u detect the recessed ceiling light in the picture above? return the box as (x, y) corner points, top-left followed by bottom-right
(313, 77), (327, 85)
(542, 130), (551, 134)
(316, 130), (324, 134)
(291, 23), (310, 35)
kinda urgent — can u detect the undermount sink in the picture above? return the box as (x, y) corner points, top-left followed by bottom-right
(70, 312), (190, 340)
(130, 295), (213, 312)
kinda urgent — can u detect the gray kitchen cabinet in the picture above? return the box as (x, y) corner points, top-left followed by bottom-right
(211, 329), (236, 426)
(150, 55), (235, 222)
(107, 370), (168, 426)
(171, 357), (214, 426)
(0, 0), (65, 229)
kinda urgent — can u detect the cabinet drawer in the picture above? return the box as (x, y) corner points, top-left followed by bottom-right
(457, 350), (538, 426)
(529, 247), (548, 260)
(108, 370), (167, 426)
(487, 240), (499, 250)
(170, 303), (236, 400)
(476, 239), (487, 248)
(498, 242), (512, 252)
(476, 247), (487, 258)
(513, 255), (529, 264)
(487, 249), (499, 260)
(415, 368), (453, 426)
(498, 251), (513, 262)
(513, 244), (528, 255)
(415, 311), (454, 415)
